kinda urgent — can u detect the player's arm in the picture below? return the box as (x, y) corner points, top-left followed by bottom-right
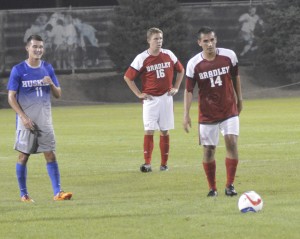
(183, 89), (193, 133)
(49, 84), (61, 99)
(43, 76), (61, 99)
(169, 69), (185, 96)
(124, 76), (152, 100)
(238, 13), (247, 23)
(8, 90), (35, 130)
(232, 75), (243, 113)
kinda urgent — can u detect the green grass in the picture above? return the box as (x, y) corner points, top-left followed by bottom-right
(1, 98), (300, 239)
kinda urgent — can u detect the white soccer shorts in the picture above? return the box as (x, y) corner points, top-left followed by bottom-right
(199, 116), (239, 146)
(143, 92), (174, 131)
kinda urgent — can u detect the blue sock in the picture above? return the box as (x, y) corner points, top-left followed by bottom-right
(16, 163), (28, 197)
(46, 161), (61, 195)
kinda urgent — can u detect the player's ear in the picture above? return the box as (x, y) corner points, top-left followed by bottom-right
(197, 39), (202, 47)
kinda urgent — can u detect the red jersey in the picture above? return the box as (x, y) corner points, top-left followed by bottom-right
(125, 49), (184, 96)
(186, 48), (239, 123)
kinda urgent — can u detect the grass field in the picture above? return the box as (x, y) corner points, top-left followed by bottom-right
(1, 98), (300, 239)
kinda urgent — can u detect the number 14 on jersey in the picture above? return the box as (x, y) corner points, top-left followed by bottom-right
(210, 75), (223, 87)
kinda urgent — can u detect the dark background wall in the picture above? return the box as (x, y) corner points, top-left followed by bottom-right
(0, 0), (228, 10)
(0, 2), (264, 75)
(0, 1), (271, 107)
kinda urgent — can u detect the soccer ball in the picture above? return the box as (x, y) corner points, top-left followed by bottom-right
(238, 191), (263, 213)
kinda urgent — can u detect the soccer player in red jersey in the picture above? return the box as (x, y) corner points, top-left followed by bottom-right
(183, 26), (243, 197)
(124, 27), (184, 172)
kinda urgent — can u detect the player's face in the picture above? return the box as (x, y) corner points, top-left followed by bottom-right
(249, 7), (256, 16)
(198, 32), (217, 56)
(148, 33), (163, 51)
(26, 40), (44, 60)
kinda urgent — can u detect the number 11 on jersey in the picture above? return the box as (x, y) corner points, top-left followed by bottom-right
(36, 87), (43, 97)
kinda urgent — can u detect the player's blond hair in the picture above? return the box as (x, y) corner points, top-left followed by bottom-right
(147, 27), (163, 40)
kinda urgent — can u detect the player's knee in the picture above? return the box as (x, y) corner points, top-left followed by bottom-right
(203, 145), (216, 160)
(18, 153), (30, 165)
(160, 130), (169, 136)
(225, 141), (238, 156)
(44, 151), (56, 162)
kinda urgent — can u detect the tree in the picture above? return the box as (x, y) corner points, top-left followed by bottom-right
(107, 0), (189, 72)
(256, 0), (300, 83)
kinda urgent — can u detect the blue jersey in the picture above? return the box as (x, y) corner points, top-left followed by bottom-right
(7, 60), (60, 131)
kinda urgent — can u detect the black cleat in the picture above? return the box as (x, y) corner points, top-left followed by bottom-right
(140, 164), (152, 173)
(207, 189), (218, 197)
(225, 184), (238, 196)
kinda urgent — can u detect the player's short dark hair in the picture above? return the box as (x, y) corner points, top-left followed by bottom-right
(26, 34), (43, 45)
(197, 26), (216, 39)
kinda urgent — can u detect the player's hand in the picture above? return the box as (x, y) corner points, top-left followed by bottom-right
(183, 116), (192, 133)
(42, 76), (54, 86)
(168, 88), (178, 96)
(20, 115), (35, 131)
(139, 93), (153, 100)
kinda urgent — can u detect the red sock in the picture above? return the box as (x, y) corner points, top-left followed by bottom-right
(144, 135), (154, 164)
(203, 160), (216, 191)
(160, 135), (169, 166)
(225, 158), (238, 188)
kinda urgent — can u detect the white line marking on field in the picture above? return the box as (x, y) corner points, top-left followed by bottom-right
(240, 141), (298, 147)
(217, 141), (299, 148)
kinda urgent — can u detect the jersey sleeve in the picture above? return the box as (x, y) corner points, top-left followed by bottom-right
(228, 50), (238, 78)
(124, 53), (145, 81)
(165, 49), (177, 62)
(218, 48), (239, 78)
(175, 60), (184, 73)
(230, 50), (238, 67)
(185, 77), (196, 93)
(7, 66), (21, 91)
(231, 52), (239, 77)
(185, 59), (197, 93)
(124, 66), (139, 81)
(231, 63), (238, 78)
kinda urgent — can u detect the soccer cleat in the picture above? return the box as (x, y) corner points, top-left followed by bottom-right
(21, 194), (35, 203)
(225, 184), (238, 196)
(53, 191), (73, 201)
(140, 164), (152, 173)
(207, 189), (218, 197)
(160, 165), (169, 171)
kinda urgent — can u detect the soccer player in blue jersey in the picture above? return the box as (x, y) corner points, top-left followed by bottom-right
(7, 35), (72, 202)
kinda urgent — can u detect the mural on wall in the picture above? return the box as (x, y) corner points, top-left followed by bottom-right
(182, 3), (266, 65)
(23, 12), (101, 69)
(0, 3), (266, 75)
(1, 8), (111, 74)
(236, 5), (264, 59)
